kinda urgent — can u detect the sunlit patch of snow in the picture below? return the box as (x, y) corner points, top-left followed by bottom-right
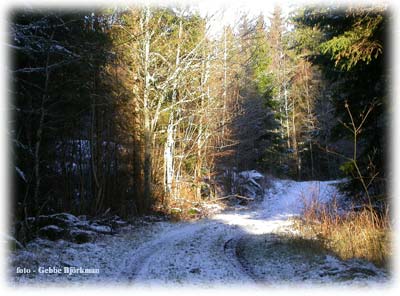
(203, 203), (224, 215)
(213, 213), (292, 235)
(261, 178), (345, 219)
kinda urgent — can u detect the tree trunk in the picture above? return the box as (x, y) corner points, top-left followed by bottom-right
(304, 62), (314, 178)
(33, 41), (52, 214)
(142, 6), (152, 211)
(292, 100), (301, 179)
(90, 96), (101, 214)
(221, 26), (227, 139)
(283, 54), (290, 150)
(164, 17), (182, 198)
(33, 99), (45, 213)
(164, 123), (174, 196)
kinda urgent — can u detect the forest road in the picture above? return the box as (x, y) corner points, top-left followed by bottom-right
(120, 180), (388, 286)
(122, 209), (273, 286)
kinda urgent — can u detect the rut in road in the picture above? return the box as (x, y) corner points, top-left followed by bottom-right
(122, 219), (254, 285)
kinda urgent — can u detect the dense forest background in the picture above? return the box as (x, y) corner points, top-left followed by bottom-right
(9, 5), (388, 232)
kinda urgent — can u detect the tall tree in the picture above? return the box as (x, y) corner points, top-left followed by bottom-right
(293, 6), (387, 202)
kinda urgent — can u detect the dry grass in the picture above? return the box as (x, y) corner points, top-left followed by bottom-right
(154, 182), (224, 221)
(294, 188), (391, 268)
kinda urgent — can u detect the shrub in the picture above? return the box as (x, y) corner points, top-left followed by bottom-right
(294, 189), (391, 268)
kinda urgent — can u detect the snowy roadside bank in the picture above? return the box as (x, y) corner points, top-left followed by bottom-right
(8, 219), (181, 285)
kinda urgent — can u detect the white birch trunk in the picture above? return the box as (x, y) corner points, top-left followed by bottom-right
(164, 17), (183, 197)
(142, 6), (152, 208)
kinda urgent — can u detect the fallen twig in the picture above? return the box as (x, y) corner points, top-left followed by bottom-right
(210, 194), (254, 202)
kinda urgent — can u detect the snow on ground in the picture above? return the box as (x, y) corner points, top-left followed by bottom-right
(8, 174), (389, 287)
(261, 178), (343, 219)
(9, 221), (179, 285)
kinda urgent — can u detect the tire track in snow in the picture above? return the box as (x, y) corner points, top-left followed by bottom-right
(223, 235), (258, 282)
(122, 219), (255, 285)
(120, 222), (208, 282)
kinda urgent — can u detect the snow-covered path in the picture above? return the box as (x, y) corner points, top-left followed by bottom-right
(10, 178), (389, 286)
(118, 179), (387, 286)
